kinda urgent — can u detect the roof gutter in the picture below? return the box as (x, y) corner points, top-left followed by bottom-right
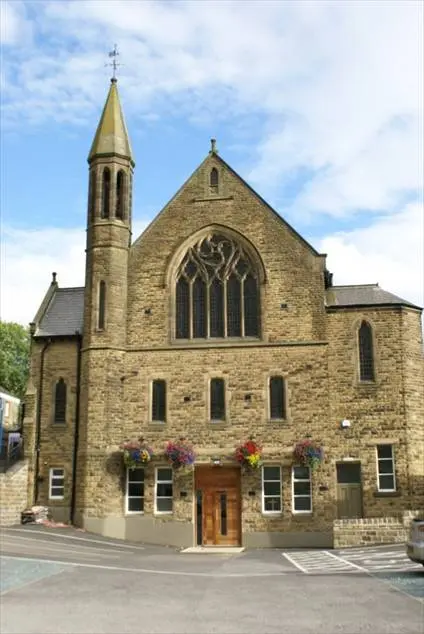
(70, 333), (82, 525)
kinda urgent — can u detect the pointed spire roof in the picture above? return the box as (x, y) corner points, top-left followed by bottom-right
(88, 79), (134, 165)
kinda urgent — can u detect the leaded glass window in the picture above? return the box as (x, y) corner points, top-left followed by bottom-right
(358, 321), (375, 381)
(210, 378), (225, 421)
(269, 376), (286, 420)
(175, 233), (260, 339)
(54, 378), (67, 424)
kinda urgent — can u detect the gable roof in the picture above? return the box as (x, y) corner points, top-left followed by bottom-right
(35, 287), (84, 337)
(132, 150), (321, 257)
(327, 284), (421, 311)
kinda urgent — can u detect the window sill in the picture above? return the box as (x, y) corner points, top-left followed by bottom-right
(154, 512), (173, 516)
(292, 512), (313, 517)
(209, 420), (228, 428)
(373, 490), (400, 498)
(262, 512), (283, 518)
(125, 511), (144, 516)
(357, 381), (377, 388)
(267, 419), (288, 425)
(149, 421), (166, 426)
(51, 423), (67, 428)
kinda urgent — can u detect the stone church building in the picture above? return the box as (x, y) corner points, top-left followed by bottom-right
(24, 79), (424, 548)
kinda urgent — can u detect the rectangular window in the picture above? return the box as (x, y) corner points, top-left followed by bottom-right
(269, 376), (286, 420)
(126, 468), (144, 513)
(210, 378), (225, 421)
(49, 468), (65, 500)
(152, 379), (166, 422)
(4, 401), (10, 417)
(98, 280), (106, 330)
(155, 467), (173, 514)
(262, 465), (282, 513)
(376, 445), (396, 492)
(292, 466), (312, 513)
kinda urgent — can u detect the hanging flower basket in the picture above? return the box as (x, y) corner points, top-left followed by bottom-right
(235, 437), (263, 470)
(164, 439), (195, 470)
(293, 440), (324, 470)
(119, 438), (153, 470)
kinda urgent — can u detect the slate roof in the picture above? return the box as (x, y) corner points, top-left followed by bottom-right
(327, 284), (421, 310)
(33, 282), (420, 338)
(35, 287), (84, 337)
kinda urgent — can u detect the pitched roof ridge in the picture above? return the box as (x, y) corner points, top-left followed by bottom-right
(56, 286), (85, 292)
(332, 283), (379, 289)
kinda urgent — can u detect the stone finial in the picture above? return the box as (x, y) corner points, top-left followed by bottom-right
(210, 138), (218, 154)
(52, 272), (57, 284)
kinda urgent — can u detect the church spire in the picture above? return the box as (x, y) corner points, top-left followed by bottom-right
(88, 79), (134, 166)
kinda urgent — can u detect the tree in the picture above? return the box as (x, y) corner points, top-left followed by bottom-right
(0, 322), (30, 399)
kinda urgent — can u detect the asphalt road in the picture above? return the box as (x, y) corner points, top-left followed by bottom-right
(1, 526), (423, 634)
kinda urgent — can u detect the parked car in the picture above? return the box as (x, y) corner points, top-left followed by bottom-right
(406, 517), (424, 565)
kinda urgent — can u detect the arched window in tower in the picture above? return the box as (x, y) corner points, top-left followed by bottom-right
(175, 233), (260, 339)
(116, 170), (125, 219)
(358, 320), (375, 381)
(98, 280), (106, 330)
(54, 378), (67, 424)
(101, 168), (111, 219)
(210, 167), (219, 191)
(89, 170), (96, 222)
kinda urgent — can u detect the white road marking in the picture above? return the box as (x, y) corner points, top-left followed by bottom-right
(1, 528), (145, 550)
(0, 534), (133, 554)
(0, 555), (286, 578)
(324, 551), (366, 572)
(0, 539), (121, 559)
(282, 552), (309, 573)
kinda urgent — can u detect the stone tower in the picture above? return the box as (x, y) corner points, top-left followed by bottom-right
(76, 78), (135, 523)
(84, 77), (135, 346)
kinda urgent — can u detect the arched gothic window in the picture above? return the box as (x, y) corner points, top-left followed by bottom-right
(89, 170), (96, 222)
(101, 168), (110, 219)
(175, 233), (260, 339)
(210, 168), (219, 190)
(358, 321), (375, 381)
(116, 170), (125, 219)
(54, 378), (67, 424)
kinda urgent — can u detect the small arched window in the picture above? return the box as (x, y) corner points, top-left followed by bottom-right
(54, 378), (67, 424)
(101, 168), (110, 219)
(175, 233), (260, 339)
(210, 167), (219, 190)
(98, 280), (106, 330)
(116, 170), (125, 219)
(89, 170), (96, 222)
(358, 321), (375, 381)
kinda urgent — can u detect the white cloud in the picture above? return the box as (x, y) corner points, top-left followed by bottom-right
(2, 0), (421, 219)
(316, 201), (424, 307)
(1, 1), (422, 323)
(0, 1), (32, 46)
(0, 221), (148, 325)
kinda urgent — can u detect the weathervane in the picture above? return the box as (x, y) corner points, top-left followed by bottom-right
(106, 44), (122, 81)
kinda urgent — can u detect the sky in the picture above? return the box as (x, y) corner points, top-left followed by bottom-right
(1, 0), (423, 326)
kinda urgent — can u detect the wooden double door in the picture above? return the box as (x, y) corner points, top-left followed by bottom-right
(195, 467), (241, 546)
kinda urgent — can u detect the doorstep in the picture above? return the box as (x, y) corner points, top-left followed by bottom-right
(180, 546), (245, 554)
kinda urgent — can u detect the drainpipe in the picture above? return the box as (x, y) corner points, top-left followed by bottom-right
(70, 332), (82, 525)
(33, 336), (52, 504)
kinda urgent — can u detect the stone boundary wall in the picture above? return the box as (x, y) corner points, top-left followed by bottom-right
(333, 510), (424, 548)
(0, 461), (29, 527)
